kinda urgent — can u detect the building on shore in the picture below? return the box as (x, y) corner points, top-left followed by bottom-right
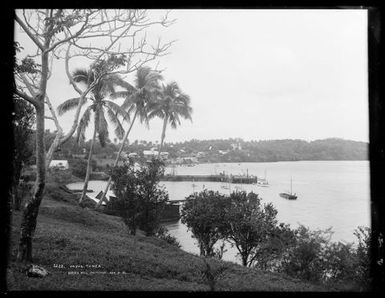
(143, 149), (159, 159)
(159, 152), (169, 160)
(49, 160), (69, 170)
(128, 152), (139, 158)
(143, 149), (169, 161)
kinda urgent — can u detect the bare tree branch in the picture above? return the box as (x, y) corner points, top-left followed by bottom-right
(15, 14), (44, 51)
(45, 96), (62, 131)
(14, 89), (39, 107)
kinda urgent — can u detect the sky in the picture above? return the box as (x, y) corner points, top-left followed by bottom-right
(15, 9), (369, 143)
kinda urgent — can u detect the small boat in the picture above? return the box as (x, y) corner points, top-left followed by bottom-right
(257, 179), (269, 187)
(279, 193), (297, 200)
(257, 169), (269, 187)
(279, 177), (297, 200)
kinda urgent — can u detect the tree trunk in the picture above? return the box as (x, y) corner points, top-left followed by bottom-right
(17, 104), (45, 263)
(16, 17), (52, 263)
(79, 117), (97, 204)
(12, 159), (22, 210)
(97, 110), (138, 207)
(12, 185), (20, 211)
(45, 129), (63, 169)
(199, 243), (205, 256)
(158, 115), (168, 158)
(242, 254), (248, 267)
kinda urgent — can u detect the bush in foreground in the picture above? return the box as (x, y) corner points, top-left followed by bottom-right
(181, 189), (373, 290)
(181, 190), (229, 257)
(107, 158), (169, 236)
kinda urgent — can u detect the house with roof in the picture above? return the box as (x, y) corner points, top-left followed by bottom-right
(128, 152), (139, 158)
(49, 160), (69, 170)
(159, 152), (169, 160)
(143, 149), (159, 160)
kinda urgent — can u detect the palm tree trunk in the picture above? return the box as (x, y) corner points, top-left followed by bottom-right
(79, 117), (97, 204)
(97, 110), (138, 207)
(158, 115), (168, 158)
(17, 103), (45, 262)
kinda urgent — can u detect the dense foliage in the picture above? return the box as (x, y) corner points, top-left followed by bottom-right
(163, 138), (368, 162)
(107, 159), (169, 236)
(223, 191), (283, 267)
(181, 190), (229, 256)
(37, 135), (368, 166)
(181, 189), (373, 290)
(280, 226), (333, 282)
(68, 158), (97, 179)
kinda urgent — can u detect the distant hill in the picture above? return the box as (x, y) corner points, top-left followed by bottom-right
(162, 138), (368, 163)
(44, 133), (368, 164)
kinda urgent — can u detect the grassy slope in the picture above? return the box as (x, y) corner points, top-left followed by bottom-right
(7, 186), (330, 291)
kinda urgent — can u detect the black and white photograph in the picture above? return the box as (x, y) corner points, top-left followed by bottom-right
(6, 8), (384, 292)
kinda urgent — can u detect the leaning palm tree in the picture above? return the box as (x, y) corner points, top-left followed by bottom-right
(96, 67), (163, 207)
(57, 67), (129, 204)
(148, 82), (192, 157)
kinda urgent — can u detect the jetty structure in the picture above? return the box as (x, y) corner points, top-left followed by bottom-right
(92, 172), (259, 184)
(161, 173), (258, 184)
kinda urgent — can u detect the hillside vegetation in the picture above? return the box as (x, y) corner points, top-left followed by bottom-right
(6, 185), (330, 291)
(42, 133), (368, 165)
(174, 138), (368, 163)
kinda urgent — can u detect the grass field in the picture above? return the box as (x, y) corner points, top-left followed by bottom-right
(6, 184), (331, 291)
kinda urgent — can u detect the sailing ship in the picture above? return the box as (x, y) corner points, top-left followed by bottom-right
(256, 169), (269, 187)
(220, 171), (231, 190)
(279, 177), (297, 200)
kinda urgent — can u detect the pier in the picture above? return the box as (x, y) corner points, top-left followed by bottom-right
(160, 174), (258, 184)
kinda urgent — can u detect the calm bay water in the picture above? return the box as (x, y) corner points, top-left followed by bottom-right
(67, 160), (370, 264)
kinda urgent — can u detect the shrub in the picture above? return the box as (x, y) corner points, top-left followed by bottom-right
(280, 225), (333, 282)
(278, 225), (372, 289)
(253, 222), (296, 271)
(46, 168), (75, 184)
(181, 190), (229, 257)
(155, 226), (181, 248)
(323, 241), (357, 284)
(223, 191), (280, 267)
(199, 257), (228, 291)
(107, 159), (168, 236)
(68, 158), (96, 179)
(353, 226), (372, 290)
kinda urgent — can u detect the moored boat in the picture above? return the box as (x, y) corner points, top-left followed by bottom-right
(279, 192), (297, 200)
(256, 169), (269, 187)
(256, 179), (269, 187)
(280, 177), (297, 200)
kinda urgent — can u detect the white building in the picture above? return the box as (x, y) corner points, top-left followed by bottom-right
(159, 152), (169, 159)
(49, 160), (69, 170)
(143, 149), (159, 159)
(231, 143), (242, 150)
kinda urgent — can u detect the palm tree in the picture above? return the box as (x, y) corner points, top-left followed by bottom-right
(148, 82), (192, 157)
(57, 67), (129, 204)
(97, 67), (163, 207)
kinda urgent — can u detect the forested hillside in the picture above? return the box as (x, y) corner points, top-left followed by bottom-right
(40, 132), (368, 164)
(163, 138), (368, 162)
